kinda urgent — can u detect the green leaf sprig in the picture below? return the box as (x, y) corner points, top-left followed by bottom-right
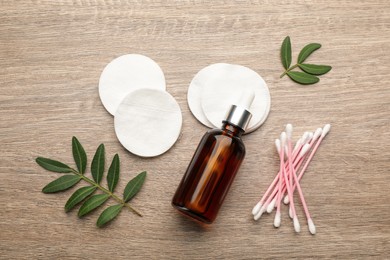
(36, 137), (147, 227)
(280, 36), (332, 85)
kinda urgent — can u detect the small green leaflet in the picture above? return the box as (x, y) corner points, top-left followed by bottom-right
(72, 136), (87, 174)
(35, 157), (72, 173)
(91, 144), (105, 184)
(107, 154), (120, 192)
(42, 175), (81, 193)
(298, 64), (332, 75)
(298, 43), (321, 64)
(123, 171), (147, 202)
(78, 194), (110, 217)
(281, 36), (292, 69)
(97, 204), (123, 227)
(287, 71), (319, 85)
(65, 186), (97, 212)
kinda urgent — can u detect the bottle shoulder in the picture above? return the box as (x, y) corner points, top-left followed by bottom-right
(203, 128), (245, 152)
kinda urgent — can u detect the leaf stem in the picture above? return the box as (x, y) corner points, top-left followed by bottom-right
(280, 64), (299, 78)
(71, 169), (143, 217)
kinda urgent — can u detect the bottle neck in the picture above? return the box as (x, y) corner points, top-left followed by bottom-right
(221, 122), (244, 137)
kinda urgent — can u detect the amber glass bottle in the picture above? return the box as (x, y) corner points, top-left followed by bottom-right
(172, 100), (253, 224)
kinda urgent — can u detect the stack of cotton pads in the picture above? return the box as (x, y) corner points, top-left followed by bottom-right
(99, 54), (182, 157)
(187, 63), (271, 133)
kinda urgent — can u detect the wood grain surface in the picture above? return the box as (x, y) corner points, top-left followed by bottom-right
(1, 1), (389, 259)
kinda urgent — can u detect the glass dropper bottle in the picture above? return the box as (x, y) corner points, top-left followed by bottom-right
(172, 90), (255, 224)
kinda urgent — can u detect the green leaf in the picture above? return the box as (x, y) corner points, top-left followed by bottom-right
(123, 171), (146, 202)
(298, 43), (321, 64)
(42, 175), (81, 193)
(281, 36), (292, 69)
(91, 144), (105, 184)
(287, 71), (320, 85)
(36, 157), (73, 173)
(65, 186), (97, 212)
(78, 194), (110, 217)
(107, 154), (120, 192)
(72, 136), (87, 174)
(97, 204), (123, 227)
(298, 63), (332, 75)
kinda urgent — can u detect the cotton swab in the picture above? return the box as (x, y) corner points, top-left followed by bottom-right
(283, 127), (322, 204)
(290, 167), (316, 234)
(285, 124), (294, 218)
(273, 136), (285, 228)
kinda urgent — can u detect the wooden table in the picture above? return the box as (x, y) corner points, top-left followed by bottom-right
(1, 1), (389, 259)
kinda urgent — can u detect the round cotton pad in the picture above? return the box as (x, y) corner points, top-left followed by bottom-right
(187, 63), (231, 128)
(114, 89), (182, 157)
(200, 64), (270, 133)
(99, 54), (166, 115)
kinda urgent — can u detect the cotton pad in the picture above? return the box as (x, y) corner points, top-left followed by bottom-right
(200, 63), (270, 133)
(187, 63), (229, 128)
(99, 54), (166, 115)
(114, 89), (182, 157)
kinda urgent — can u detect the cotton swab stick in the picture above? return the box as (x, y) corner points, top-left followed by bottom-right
(290, 166), (316, 235)
(285, 124), (294, 218)
(252, 132), (310, 218)
(284, 125), (330, 204)
(273, 136), (285, 228)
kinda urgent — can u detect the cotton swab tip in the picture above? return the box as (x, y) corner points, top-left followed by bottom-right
(275, 139), (281, 154)
(280, 132), (287, 146)
(321, 124), (331, 137)
(313, 128), (322, 141)
(253, 206), (266, 220)
(274, 212), (281, 228)
(293, 138), (302, 151)
(301, 132), (309, 142)
(286, 124), (293, 139)
(299, 143), (311, 157)
(252, 202), (262, 215)
(306, 132), (314, 143)
(293, 216), (301, 233)
(308, 218), (316, 235)
(266, 198), (276, 213)
(283, 195), (289, 204)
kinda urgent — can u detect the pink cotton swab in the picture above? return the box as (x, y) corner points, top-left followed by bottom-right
(273, 134), (286, 228)
(285, 124), (294, 217)
(290, 164), (316, 235)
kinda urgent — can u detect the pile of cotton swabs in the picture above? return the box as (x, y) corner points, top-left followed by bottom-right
(252, 124), (331, 235)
